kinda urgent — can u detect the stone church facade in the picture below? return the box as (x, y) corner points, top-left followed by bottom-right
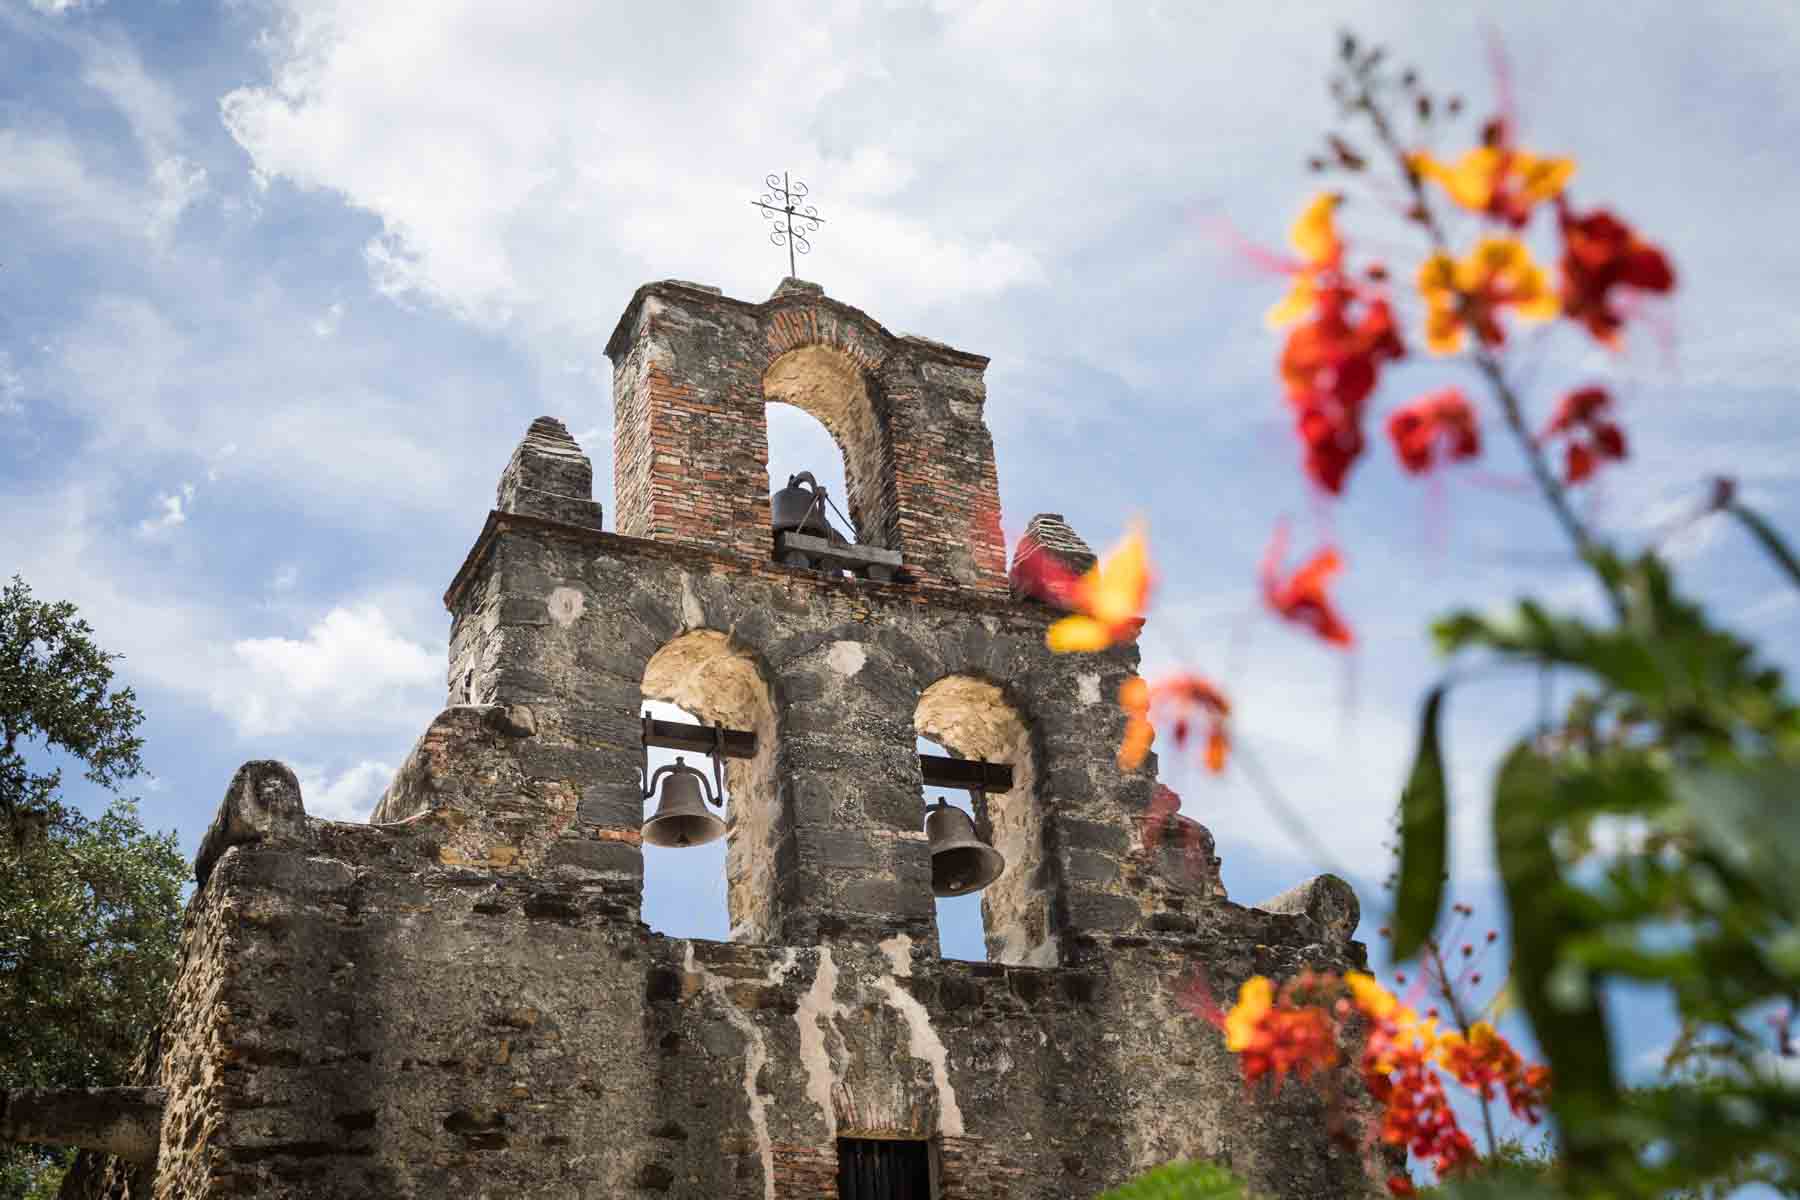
(32, 277), (1381, 1198)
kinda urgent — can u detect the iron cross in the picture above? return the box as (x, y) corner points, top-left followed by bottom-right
(750, 172), (825, 279)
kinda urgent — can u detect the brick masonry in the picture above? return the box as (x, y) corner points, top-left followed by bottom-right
(56, 278), (1387, 1200)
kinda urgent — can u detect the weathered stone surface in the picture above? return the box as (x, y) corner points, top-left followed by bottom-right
(0, 1088), (164, 1164)
(194, 760), (308, 887)
(1256, 873), (1362, 943)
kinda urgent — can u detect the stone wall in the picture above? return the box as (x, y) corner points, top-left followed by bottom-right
(96, 804), (1375, 1199)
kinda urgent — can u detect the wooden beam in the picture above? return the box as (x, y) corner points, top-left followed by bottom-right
(920, 754), (1013, 793)
(642, 719), (1014, 792)
(642, 718), (757, 759)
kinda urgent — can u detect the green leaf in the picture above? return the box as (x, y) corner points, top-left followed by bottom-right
(1392, 683), (1449, 961)
(1728, 499), (1800, 595)
(1675, 762), (1800, 925)
(1491, 743), (1622, 1183)
(1098, 1161), (1250, 1200)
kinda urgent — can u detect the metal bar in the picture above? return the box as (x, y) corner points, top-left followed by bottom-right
(919, 754), (1013, 792)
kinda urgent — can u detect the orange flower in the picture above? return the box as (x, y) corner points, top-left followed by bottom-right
(1118, 673), (1231, 772)
(1222, 975), (1341, 1089)
(1409, 119), (1574, 227)
(1436, 1021), (1551, 1124)
(1266, 192), (1346, 327)
(1044, 524), (1152, 652)
(1417, 236), (1559, 355)
(1261, 524), (1354, 647)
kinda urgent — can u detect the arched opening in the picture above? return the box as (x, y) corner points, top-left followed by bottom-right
(918, 732), (987, 961)
(763, 345), (888, 548)
(641, 630), (782, 943)
(639, 698), (728, 940)
(915, 676), (1051, 966)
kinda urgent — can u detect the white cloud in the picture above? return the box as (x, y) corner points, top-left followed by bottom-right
(137, 481), (194, 536)
(294, 759), (393, 823)
(148, 155), (208, 241)
(27, 0), (100, 13)
(311, 301), (344, 338)
(0, 352), (22, 415)
(216, 604), (440, 737)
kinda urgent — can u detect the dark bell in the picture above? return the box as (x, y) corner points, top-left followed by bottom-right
(771, 470), (834, 538)
(926, 801), (1005, 897)
(642, 758), (727, 848)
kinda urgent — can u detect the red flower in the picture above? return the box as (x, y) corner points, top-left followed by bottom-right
(1386, 1175), (1418, 1197)
(1279, 288), (1406, 495)
(1557, 203), (1675, 348)
(1219, 976), (1342, 1091)
(1262, 524), (1354, 647)
(1386, 389), (1481, 475)
(1542, 386), (1627, 485)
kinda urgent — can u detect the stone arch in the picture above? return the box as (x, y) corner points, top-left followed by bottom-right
(641, 629), (784, 942)
(762, 345), (894, 549)
(914, 675), (1052, 966)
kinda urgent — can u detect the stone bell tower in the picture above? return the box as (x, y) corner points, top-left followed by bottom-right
(46, 278), (1383, 1200)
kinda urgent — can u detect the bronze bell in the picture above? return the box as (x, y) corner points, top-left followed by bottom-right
(642, 757), (727, 848)
(926, 799), (1005, 896)
(770, 471), (835, 539)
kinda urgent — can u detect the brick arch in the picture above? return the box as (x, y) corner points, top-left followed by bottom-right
(641, 629), (788, 942)
(915, 673), (1055, 966)
(762, 344), (894, 548)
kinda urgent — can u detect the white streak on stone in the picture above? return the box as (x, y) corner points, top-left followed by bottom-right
(795, 946), (849, 1136)
(685, 944), (795, 1200)
(546, 586), (585, 627)
(826, 640), (866, 678)
(679, 574), (705, 630)
(874, 934), (965, 1135)
(1077, 672), (1102, 706)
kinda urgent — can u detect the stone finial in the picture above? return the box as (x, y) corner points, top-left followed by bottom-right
(1256, 873), (1362, 943)
(195, 760), (308, 887)
(0, 1087), (166, 1164)
(770, 277), (824, 300)
(496, 417), (603, 529)
(1009, 513), (1096, 600)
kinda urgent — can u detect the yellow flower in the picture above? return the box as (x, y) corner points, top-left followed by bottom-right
(1046, 523), (1152, 652)
(1224, 976), (1274, 1052)
(1346, 971), (1397, 1020)
(1416, 236), (1559, 355)
(1410, 145), (1575, 226)
(1266, 193), (1344, 328)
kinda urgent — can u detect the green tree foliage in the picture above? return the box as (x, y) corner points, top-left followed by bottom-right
(1098, 1161), (1251, 1200)
(0, 577), (186, 1199)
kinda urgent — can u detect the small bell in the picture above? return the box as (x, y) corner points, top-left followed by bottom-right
(926, 799), (1005, 897)
(770, 471), (836, 539)
(642, 757), (727, 848)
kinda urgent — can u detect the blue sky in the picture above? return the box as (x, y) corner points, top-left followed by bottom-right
(6, 0), (1800, 1179)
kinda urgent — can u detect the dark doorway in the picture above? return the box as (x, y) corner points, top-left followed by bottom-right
(837, 1137), (934, 1199)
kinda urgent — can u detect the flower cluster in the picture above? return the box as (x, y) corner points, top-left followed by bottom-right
(1271, 194), (1407, 496)
(1416, 236), (1559, 355)
(1409, 118), (1575, 228)
(1201, 964), (1549, 1195)
(1219, 974), (1343, 1089)
(1119, 673), (1231, 772)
